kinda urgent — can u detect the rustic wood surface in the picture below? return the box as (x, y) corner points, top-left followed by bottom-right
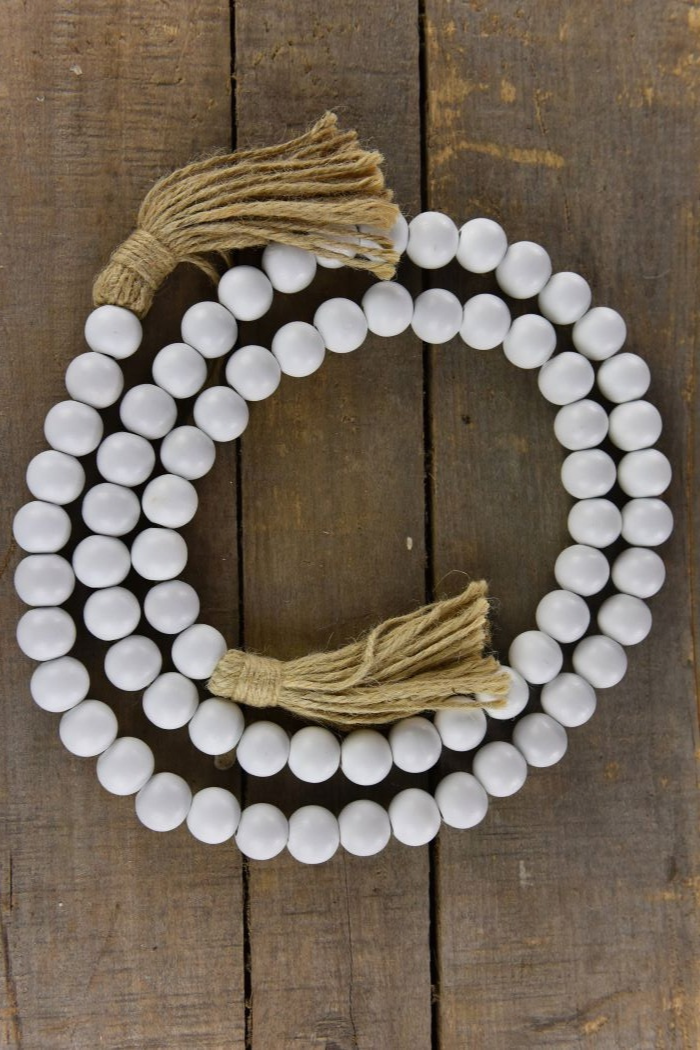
(1, 2), (698, 1048)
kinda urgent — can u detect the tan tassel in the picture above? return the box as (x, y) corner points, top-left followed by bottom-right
(208, 582), (510, 729)
(92, 112), (400, 318)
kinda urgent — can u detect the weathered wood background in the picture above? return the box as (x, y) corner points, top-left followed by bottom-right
(1, 1), (698, 1047)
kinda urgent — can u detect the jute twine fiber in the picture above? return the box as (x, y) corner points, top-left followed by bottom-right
(93, 112), (509, 726)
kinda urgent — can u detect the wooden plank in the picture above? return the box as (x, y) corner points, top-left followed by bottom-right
(233, 2), (432, 1046)
(0, 3), (246, 1047)
(425, 1), (700, 1047)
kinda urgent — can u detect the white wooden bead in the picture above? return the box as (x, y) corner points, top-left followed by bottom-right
(554, 544), (610, 596)
(502, 314), (556, 369)
(262, 243), (317, 293)
(508, 630), (563, 684)
(608, 400), (662, 451)
(407, 212), (459, 268)
(411, 289), (462, 344)
(535, 589), (590, 643)
(104, 635), (162, 691)
(618, 449), (672, 497)
(621, 498), (673, 546)
(478, 666), (529, 720)
(172, 624), (227, 680)
(540, 673), (597, 728)
(389, 788), (441, 846)
(84, 587), (140, 641)
(598, 594), (652, 646)
(339, 799), (392, 857)
(142, 475), (198, 528)
(160, 426), (216, 481)
(456, 218), (507, 273)
(26, 450), (85, 505)
(218, 265), (273, 320)
(96, 737), (154, 795)
(144, 580), (200, 634)
(567, 499), (622, 548)
(181, 301), (237, 359)
(59, 700), (118, 758)
(13, 501), (72, 553)
(340, 728), (393, 785)
(435, 772), (489, 829)
(84, 305), (142, 359)
(271, 321), (326, 377)
(97, 432), (155, 487)
(434, 706), (487, 751)
(573, 635), (628, 688)
(472, 741), (527, 797)
(358, 214), (410, 257)
(187, 787), (240, 844)
(573, 306), (626, 360)
(561, 449), (616, 498)
(389, 716), (442, 773)
(553, 399), (609, 450)
(237, 722), (290, 777)
(314, 298), (368, 353)
(152, 343), (208, 399)
(194, 386), (249, 442)
(143, 672), (199, 730)
(188, 697), (244, 755)
(15, 555), (75, 606)
(66, 352), (124, 408)
(235, 803), (288, 860)
(361, 282), (414, 337)
(537, 352), (594, 405)
(459, 294), (511, 350)
(537, 272), (592, 325)
(597, 352), (651, 403)
(72, 535), (130, 588)
(612, 547), (666, 598)
(119, 384), (177, 440)
(287, 806), (340, 865)
(288, 726), (341, 783)
(44, 400), (103, 457)
(82, 483), (141, 536)
(496, 241), (552, 299)
(136, 772), (192, 832)
(30, 655), (89, 713)
(225, 345), (281, 401)
(513, 713), (568, 768)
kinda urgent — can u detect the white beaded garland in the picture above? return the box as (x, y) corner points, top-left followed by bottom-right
(496, 241), (552, 299)
(434, 706), (487, 751)
(152, 343), (208, 399)
(573, 635), (628, 688)
(84, 305), (142, 359)
(572, 306), (626, 360)
(120, 384), (177, 440)
(142, 673), (199, 730)
(44, 400), (103, 457)
(407, 211), (458, 269)
(597, 594), (652, 646)
(97, 432), (155, 487)
(456, 217), (507, 273)
(553, 399), (609, 451)
(96, 737), (154, 796)
(561, 449), (616, 499)
(26, 450), (85, 505)
(621, 498), (673, 547)
(513, 713), (568, 768)
(567, 499), (622, 548)
(389, 716), (442, 773)
(540, 673), (597, 728)
(314, 297), (368, 353)
(217, 265), (273, 321)
(188, 697), (244, 756)
(472, 741), (527, 797)
(181, 301), (238, 359)
(135, 772), (192, 832)
(237, 721), (290, 777)
(478, 666), (530, 721)
(287, 805), (340, 864)
(411, 288), (462, 344)
(538, 272), (591, 325)
(618, 449), (672, 498)
(388, 788), (441, 846)
(187, 787), (241, 845)
(271, 321), (325, 378)
(597, 352), (651, 403)
(225, 345), (282, 401)
(535, 589), (590, 644)
(160, 426), (216, 481)
(235, 803), (288, 860)
(340, 729), (393, 785)
(288, 726), (341, 783)
(194, 386), (249, 442)
(172, 624), (227, 680)
(30, 655), (89, 713)
(84, 587), (141, 641)
(503, 314), (556, 369)
(104, 635), (162, 692)
(66, 352), (124, 408)
(262, 243), (317, 293)
(361, 282), (414, 337)
(459, 294), (511, 350)
(338, 799), (392, 857)
(59, 699), (118, 758)
(82, 483), (141, 537)
(435, 772), (489, 829)
(537, 352), (594, 406)
(508, 631), (563, 685)
(142, 474), (199, 529)
(14, 554), (75, 607)
(144, 580), (200, 635)
(608, 400), (662, 451)
(554, 544), (610, 597)
(612, 547), (666, 598)
(13, 500), (72, 553)
(72, 535), (131, 588)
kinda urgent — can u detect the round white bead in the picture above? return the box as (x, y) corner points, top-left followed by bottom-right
(104, 635), (162, 691)
(84, 587), (140, 642)
(44, 400), (103, 457)
(271, 321), (326, 377)
(496, 241), (552, 299)
(508, 630), (563, 685)
(65, 352), (124, 408)
(15, 554), (75, 607)
(82, 483), (141, 537)
(561, 449), (616, 499)
(187, 787), (240, 844)
(131, 527), (187, 582)
(361, 282), (414, 337)
(13, 501), (72, 553)
(407, 212), (459, 268)
(459, 294), (511, 350)
(181, 301), (237, 359)
(314, 298), (368, 354)
(573, 307), (626, 360)
(554, 544), (610, 596)
(608, 400), (662, 451)
(621, 498), (673, 546)
(287, 806), (340, 865)
(142, 474), (198, 528)
(30, 655), (89, 713)
(144, 580), (200, 634)
(618, 449), (672, 498)
(152, 343), (208, 399)
(188, 697), (244, 755)
(567, 499), (622, 548)
(340, 729), (393, 785)
(434, 706), (487, 750)
(389, 716), (442, 773)
(411, 289), (462, 344)
(456, 217), (507, 273)
(597, 353), (651, 403)
(435, 772), (489, 829)
(194, 386), (249, 442)
(359, 217), (410, 261)
(573, 635), (628, 688)
(84, 305), (142, 359)
(537, 272), (592, 325)
(143, 672), (199, 730)
(612, 547), (666, 598)
(160, 426), (216, 481)
(535, 589), (590, 643)
(97, 432), (155, 487)
(96, 737), (154, 795)
(26, 451), (85, 505)
(553, 399), (609, 451)
(236, 722), (290, 777)
(502, 314), (556, 369)
(513, 713), (568, 768)
(389, 788), (441, 846)
(537, 352), (595, 405)
(288, 726), (341, 783)
(59, 700), (118, 757)
(478, 666), (530, 720)
(119, 384), (177, 440)
(598, 594), (652, 646)
(472, 741), (528, 797)
(172, 624), (227, 680)
(541, 673), (597, 728)
(72, 535), (130, 588)
(218, 265), (273, 321)
(262, 244), (317, 293)
(339, 800), (391, 857)
(235, 803), (288, 860)
(135, 773), (192, 832)
(225, 345), (281, 401)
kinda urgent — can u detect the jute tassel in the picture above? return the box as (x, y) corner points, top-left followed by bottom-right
(92, 112), (400, 318)
(208, 582), (510, 728)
